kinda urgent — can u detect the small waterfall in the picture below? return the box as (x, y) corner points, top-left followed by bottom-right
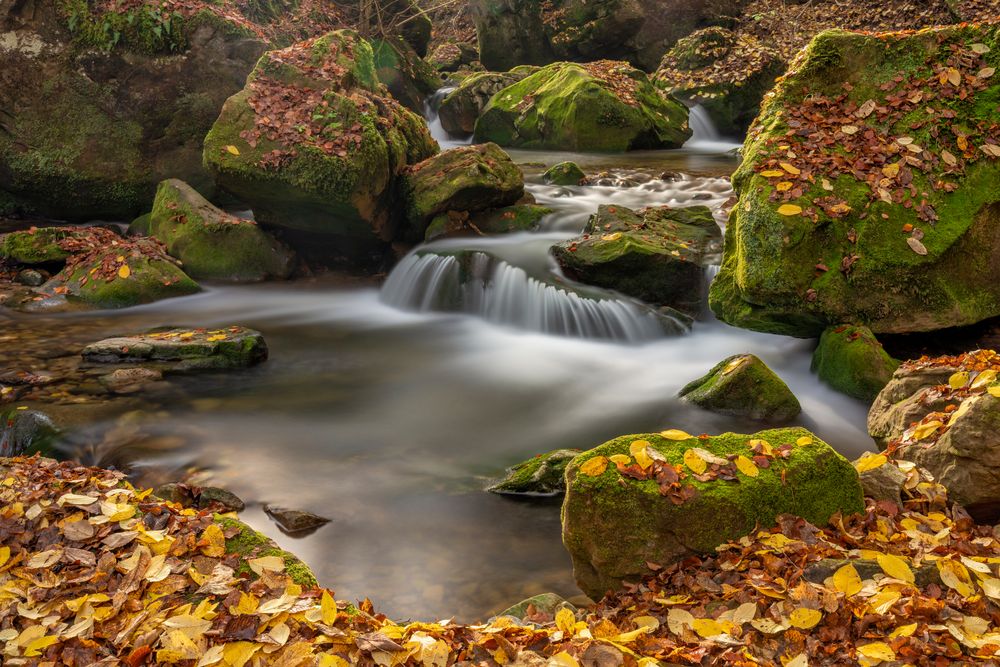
(424, 87), (474, 149)
(684, 104), (742, 152)
(381, 252), (677, 341)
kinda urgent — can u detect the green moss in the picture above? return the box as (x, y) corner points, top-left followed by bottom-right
(215, 516), (318, 588)
(57, 0), (188, 54)
(562, 427), (864, 597)
(61, 253), (200, 309)
(475, 62), (691, 151)
(680, 354), (801, 422)
(713, 25), (1000, 337)
(488, 449), (580, 496)
(0, 229), (73, 265)
(543, 161), (586, 185)
(811, 324), (899, 403)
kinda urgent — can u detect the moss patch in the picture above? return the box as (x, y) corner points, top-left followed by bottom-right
(812, 324), (900, 403)
(680, 354), (802, 422)
(215, 516), (318, 588)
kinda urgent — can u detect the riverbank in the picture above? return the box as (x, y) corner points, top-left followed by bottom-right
(4, 451), (999, 665)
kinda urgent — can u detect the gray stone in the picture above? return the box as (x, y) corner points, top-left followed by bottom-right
(82, 327), (267, 371)
(0, 409), (59, 457)
(264, 505), (330, 536)
(15, 269), (45, 287)
(100, 367), (164, 394)
(156, 483), (246, 512)
(857, 459), (907, 505)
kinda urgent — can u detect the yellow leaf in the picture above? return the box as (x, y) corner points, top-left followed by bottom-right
(890, 623), (917, 638)
(222, 641), (259, 667)
(118, 264), (131, 280)
(630, 440), (653, 470)
(608, 454), (631, 465)
(971, 369), (997, 389)
(776, 181), (793, 191)
(735, 455), (759, 478)
(200, 523), (226, 558)
(868, 589), (900, 615)
(877, 553), (914, 583)
(601, 232), (623, 241)
(321, 590), (338, 625)
(857, 642), (895, 661)
(232, 592), (259, 615)
(832, 563), (863, 597)
(660, 429), (694, 441)
(24, 635), (59, 657)
(949, 371), (970, 389)
(787, 607), (822, 629)
(580, 456), (608, 477)
(780, 162), (801, 175)
(225, 145), (241, 156)
(684, 449), (707, 475)
(692, 618), (725, 638)
(777, 204), (803, 216)
(855, 453), (887, 473)
(989, 384), (1000, 398)
(760, 170), (786, 178)
(795, 436), (813, 446)
(248, 555), (285, 576)
(750, 438), (774, 455)
(550, 652), (579, 667)
(881, 163), (900, 178)
(911, 420), (943, 441)
(938, 558), (975, 597)
(556, 608), (576, 635)
(206, 335), (227, 342)
(318, 655), (351, 667)
(0, 546), (9, 568)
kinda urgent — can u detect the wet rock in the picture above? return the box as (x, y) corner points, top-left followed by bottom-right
(264, 505), (331, 536)
(370, 36), (441, 112)
(495, 592), (575, 621)
(488, 449), (580, 496)
(867, 363), (958, 450)
(475, 61), (691, 151)
(156, 482), (245, 513)
(99, 367), (164, 394)
(82, 327), (267, 371)
(552, 205), (721, 315)
(470, 0), (554, 71)
(400, 143), (524, 236)
(15, 269), (45, 287)
(147, 179), (294, 282)
(855, 456), (907, 505)
(542, 162), (585, 186)
(679, 354), (801, 423)
(0, 408), (59, 458)
(438, 68), (537, 136)
(563, 427), (863, 599)
(1, 228), (77, 265)
(803, 558), (941, 589)
(812, 324), (900, 403)
(425, 204), (552, 241)
(428, 42), (479, 71)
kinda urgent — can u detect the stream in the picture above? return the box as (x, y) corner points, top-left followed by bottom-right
(0, 101), (875, 621)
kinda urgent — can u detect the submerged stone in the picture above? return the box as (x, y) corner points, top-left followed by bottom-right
(679, 354), (801, 423)
(475, 60), (691, 151)
(552, 204), (721, 314)
(148, 179), (294, 282)
(811, 324), (899, 403)
(562, 427), (863, 599)
(488, 449), (580, 497)
(82, 327), (267, 371)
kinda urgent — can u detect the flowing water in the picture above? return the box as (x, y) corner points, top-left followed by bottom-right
(1, 99), (875, 621)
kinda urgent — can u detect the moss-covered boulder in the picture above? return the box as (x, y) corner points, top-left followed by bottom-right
(488, 449), (580, 496)
(438, 68), (538, 136)
(214, 515), (317, 588)
(679, 354), (801, 422)
(425, 204), (552, 241)
(148, 179), (294, 282)
(811, 324), (899, 403)
(475, 60), (691, 151)
(82, 326), (267, 371)
(0, 0), (269, 220)
(551, 204), (721, 314)
(543, 161), (586, 186)
(0, 227), (76, 265)
(470, 0), (555, 71)
(654, 27), (785, 137)
(562, 427), (864, 599)
(710, 25), (1000, 337)
(400, 143), (524, 235)
(204, 30), (438, 267)
(370, 36), (440, 112)
(428, 42), (479, 72)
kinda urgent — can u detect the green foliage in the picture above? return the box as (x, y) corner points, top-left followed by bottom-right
(58, 0), (188, 54)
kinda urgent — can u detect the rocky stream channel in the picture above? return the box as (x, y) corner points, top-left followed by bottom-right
(1, 102), (881, 622)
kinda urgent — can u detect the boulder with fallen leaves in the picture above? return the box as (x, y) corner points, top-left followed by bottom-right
(869, 349), (1000, 522)
(551, 204), (720, 314)
(147, 179), (295, 282)
(204, 30), (438, 267)
(82, 327), (268, 371)
(474, 60), (692, 151)
(562, 427), (864, 599)
(812, 324), (900, 403)
(711, 23), (1000, 337)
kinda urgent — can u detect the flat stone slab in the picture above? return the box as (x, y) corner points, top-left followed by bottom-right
(82, 326), (267, 371)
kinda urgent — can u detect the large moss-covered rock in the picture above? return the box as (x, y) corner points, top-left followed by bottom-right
(868, 350), (1000, 522)
(204, 30), (438, 267)
(83, 326), (267, 371)
(811, 324), (899, 403)
(148, 179), (294, 282)
(551, 205), (720, 314)
(370, 36), (440, 112)
(470, 0), (554, 71)
(488, 449), (580, 496)
(438, 68), (537, 136)
(654, 27), (785, 136)
(710, 25), (1000, 338)
(475, 61), (691, 151)
(0, 0), (268, 220)
(562, 427), (864, 599)
(679, 354), (801, 422)
(400, 143), (524, 234)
